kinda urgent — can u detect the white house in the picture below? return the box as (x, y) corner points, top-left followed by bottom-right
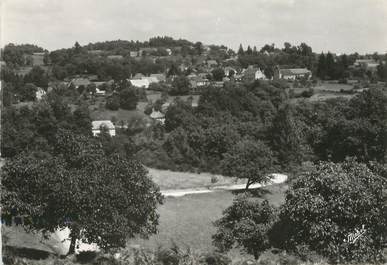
(36, 87), (46, 100)
(141, 76), (159, 84)
(243, 66), (268, 81)
(92, 120), (116, 136)
(275, 68), (311, 80)
(129, 79), (150, 89)
(150, 110), (165, 124)
(95, 87), (106, 96)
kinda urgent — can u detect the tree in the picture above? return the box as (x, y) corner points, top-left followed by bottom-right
(211, 68), (225, 81)
(1, 137), (163, 255)
(317, 53), (326, 79)
(246, 45), (253, 55)
(106, 94), (120, 110)
(19, 83), (37, 101)
(72, 105), (92, 135)
(279, 160), (386, 263)
(170, 76), (190, 95)
(270, 104), (306, 167)
(325, 52), (335, 79)
(194, 41), (203, 55)
(213, 196), (277, 259)
(237, 44), (244, 56)
(24, 66), (48, 88)
(87, 83), (97, 95)
(221, 140), (276, 189)
(119, 87), (138, 110)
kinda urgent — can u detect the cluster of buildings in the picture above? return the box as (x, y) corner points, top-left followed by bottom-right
(352, 59), (380, 72)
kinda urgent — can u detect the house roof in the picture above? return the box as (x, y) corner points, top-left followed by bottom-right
(207, 60), (218, 65)
(150, 111), (165, 119)
(279, 68), (311, 75)
(107, 55), (123, 60)
(141, 76), (159, 83)
(133, 73), (145, 79)
(92, 120), (115, 130)
(129, 79), (150, 88)
(150, 73), (166, 81)
(71, 78), (91, 87)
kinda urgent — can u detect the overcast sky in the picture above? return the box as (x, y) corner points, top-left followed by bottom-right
(1, 0), (387, 54)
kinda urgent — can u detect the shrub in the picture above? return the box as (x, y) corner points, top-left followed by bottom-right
(76, 251), (98, 264)
(201, 252), (231, 265)
(106, 94), (120, 110)
(213, 196), (278, 259)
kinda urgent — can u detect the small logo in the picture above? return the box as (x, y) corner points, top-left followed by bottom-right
(344, 225), (368, 244)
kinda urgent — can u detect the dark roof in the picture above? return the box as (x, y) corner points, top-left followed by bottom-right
(279, 68), (311, 75)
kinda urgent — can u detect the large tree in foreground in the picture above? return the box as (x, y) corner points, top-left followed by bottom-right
(221, 140), (276, 189)
(1, 132), (163, 254)
(279, 160), (387, 263)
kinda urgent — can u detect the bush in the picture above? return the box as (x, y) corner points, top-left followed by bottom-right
(213, 196), (278, 259)
(76, 251), (98, 264)
(201, 252), (231, 265)
(119, 87), (138, 110)
(106, 94), (120, 110)
(300, 88), (314, 98)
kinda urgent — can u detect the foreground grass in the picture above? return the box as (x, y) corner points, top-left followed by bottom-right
(128, 184), (288, 253)
(147, 167), (244, 190)
(3, 184), (287, 259)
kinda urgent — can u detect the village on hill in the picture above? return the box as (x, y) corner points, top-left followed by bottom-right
(1, 36), (387, 265)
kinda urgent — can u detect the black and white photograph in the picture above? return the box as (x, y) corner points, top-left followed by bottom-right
(0, 0), (386, 264)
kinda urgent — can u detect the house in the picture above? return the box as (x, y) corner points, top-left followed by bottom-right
(243, 66), (268, 82)
(107, 55), (123, 60)
(141, 76), (159, 84)
(274, 67), (311, 80)
(129, 51), (139, 57)
(133, 73), (145, 79)
(15, 66), (33, 76)
(150, 73), (167, 82)
(165, 48), (172, 56)
(190, 76), (210, 93)
(88, 50), (103, 55)
(213, 81), (224, 88)
(129, 79), (150, 89)
(150, 110), (165, 124)
(92, 120), (116, 137)
(36, 87), (46, 100)
(139, 47), (158, 56)
(70, 78), (91, 88)
(353, 59), (379, 71)
(95, 88), (106, 96)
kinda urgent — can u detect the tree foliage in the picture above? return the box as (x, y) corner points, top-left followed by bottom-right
(279, 160), (386, 262)
(1, 131), (163, 254)
(213, 196), (277, 259)
(221, 140), (276, 189)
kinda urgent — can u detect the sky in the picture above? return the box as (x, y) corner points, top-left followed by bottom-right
(1, 0), (387, 54)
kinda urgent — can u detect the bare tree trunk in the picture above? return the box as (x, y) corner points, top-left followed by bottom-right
(245, 179), (252, 190)
(67, 227), (79, 255)
(68, 235), (77, 255)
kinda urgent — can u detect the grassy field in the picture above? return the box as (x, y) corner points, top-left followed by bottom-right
(87, 96), (149, 123)
(128, 183), (288, 252)
(147, 167), (244, 190)
(3, 183), (287, 258)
